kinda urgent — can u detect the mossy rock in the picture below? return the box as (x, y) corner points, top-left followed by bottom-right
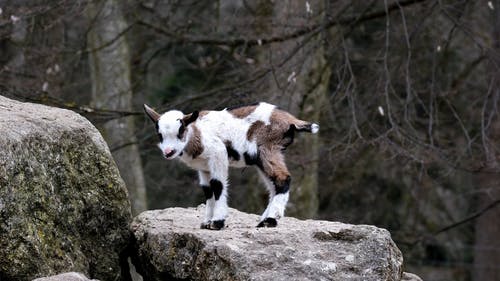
(0, 96), (132, 281)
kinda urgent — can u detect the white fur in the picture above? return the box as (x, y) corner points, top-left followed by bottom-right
(212, 188), (228, 221)
(311, 123), (319, 134)
(265, 193), (289, 219)
(244, 102), (275, 125)
(153, 102), (313, 227)
(157, 110), (187, 159)
(156, 102), (278, 169)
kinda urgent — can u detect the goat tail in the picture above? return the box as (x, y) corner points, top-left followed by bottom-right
(293, 120), (319, 134)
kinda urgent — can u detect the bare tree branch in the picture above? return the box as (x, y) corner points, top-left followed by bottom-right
(136, 0), (430, 48)
(434, 199), (500, 236)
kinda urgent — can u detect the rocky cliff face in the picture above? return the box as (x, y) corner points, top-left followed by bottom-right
(131, 206), (418, 281)
(0, 96), (132, 281)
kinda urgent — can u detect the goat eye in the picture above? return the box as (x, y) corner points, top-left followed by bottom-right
(177, 126), (185, 140)
(157, 133), (163, 142)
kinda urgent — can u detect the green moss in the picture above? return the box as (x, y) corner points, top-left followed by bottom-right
(0, 131), (132, 280)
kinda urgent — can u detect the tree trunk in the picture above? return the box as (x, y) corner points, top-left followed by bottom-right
(87, 0), (147, 215)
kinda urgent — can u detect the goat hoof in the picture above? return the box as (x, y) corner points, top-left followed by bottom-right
(200, 222), (211, 229)
(257, 217), (277, 228)
(208, 220), (225, 230)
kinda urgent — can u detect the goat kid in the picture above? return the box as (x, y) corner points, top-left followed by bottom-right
(144, 102), (319, 230)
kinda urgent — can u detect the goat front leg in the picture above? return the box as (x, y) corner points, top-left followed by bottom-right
(198, 170), (214, 229)
(204, 147), (229, 230)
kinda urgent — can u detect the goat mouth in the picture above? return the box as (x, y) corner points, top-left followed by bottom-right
(164, 150), (176, 159)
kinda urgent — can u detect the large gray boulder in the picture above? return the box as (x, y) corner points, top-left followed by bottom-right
(131, 206), (416, 281)
(0, 96), (132, 280)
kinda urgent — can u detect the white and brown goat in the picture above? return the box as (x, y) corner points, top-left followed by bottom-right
(144, 102), (319, 230)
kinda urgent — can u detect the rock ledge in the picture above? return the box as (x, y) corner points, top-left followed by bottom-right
(131, 206), (415, 281)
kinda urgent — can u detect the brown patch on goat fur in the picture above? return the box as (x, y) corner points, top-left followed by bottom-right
(243, 106), (315, 183)
(229, 105), (257, 118)
(246, 109), (307, 148)
(247, 121), (265, 141)
(245, 108), (313, 182)
(258, 145), (290, 183)
(271, 109), (311, 130)
(184, 125), (203, 158)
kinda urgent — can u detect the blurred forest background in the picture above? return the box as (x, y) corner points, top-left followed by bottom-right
(0, 0), (499, 280)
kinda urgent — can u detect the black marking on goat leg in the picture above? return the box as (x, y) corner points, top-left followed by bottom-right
(210, 179), (223, 200)
(224, 140), (240, 161)
(200, 221), (211, 229)
(273, 175), (291, 194)
(257, 218), (277, 228)
(201, 185), (213, 200)
(210, 220), (225, 230)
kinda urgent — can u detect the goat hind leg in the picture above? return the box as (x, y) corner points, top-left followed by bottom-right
(257, 188), (290, 228)
(257, 152), (291, 227)
(256, 169), (276, 227)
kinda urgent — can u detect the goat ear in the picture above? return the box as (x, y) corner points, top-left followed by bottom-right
(181, 111), (199, 127)
(143, 104), (161, 123)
